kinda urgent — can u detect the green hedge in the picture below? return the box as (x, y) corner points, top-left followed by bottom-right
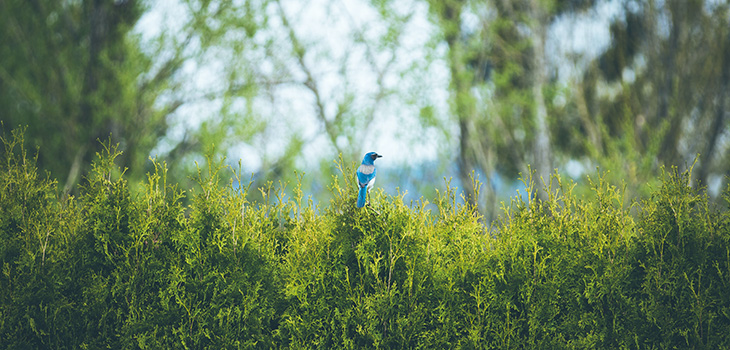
(1, 130), (729, 349)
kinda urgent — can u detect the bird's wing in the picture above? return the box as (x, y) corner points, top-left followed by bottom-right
(356, 168), (376, 188)
(366, 171), (376, 190)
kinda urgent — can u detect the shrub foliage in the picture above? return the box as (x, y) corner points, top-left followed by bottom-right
(1, 131), (730, 349)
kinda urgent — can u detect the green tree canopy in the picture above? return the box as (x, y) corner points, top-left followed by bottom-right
(0, 0), (172, 191)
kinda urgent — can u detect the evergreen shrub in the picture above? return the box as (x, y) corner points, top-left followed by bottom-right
(1, 131), (729, 349)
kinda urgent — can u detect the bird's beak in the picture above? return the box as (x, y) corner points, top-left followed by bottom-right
(376, 154), (382, 158)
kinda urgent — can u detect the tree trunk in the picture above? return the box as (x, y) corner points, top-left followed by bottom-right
(529, 0), (552, 200)
(696, 30), (730, 188)
(430, 0), (481, 208)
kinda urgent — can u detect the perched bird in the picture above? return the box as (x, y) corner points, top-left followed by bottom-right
(356, 152), (382, 208)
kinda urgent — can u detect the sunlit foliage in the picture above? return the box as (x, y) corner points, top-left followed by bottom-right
(2, 129), (729, 348)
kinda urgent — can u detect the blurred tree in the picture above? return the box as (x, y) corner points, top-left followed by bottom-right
(0, 0), (185, 191)
(425, 0), (598, 218)
(570, 0), (730, 200)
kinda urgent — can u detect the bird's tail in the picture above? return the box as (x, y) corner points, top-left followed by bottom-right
(357, 186), (367, 208)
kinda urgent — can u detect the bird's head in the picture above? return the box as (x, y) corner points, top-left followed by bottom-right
(362, 152), (382, 165)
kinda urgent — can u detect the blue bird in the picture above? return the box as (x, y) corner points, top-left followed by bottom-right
(356, 152), (382, 208)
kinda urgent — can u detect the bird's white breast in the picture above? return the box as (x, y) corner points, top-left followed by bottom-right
(358, 164), (375, 175)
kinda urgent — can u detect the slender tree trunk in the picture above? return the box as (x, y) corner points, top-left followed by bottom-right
(429, 0), (480, 208)
(68, 0), (107, 190)
(657, 2), (682, 165)
(575, 78), (602, 156)
(529, 0), (552, 200)
(65, 145), (88, 193)
(696, 30), (730, 188)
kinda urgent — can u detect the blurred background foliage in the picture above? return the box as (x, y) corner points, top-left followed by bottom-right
(1, 0), (729, 220)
